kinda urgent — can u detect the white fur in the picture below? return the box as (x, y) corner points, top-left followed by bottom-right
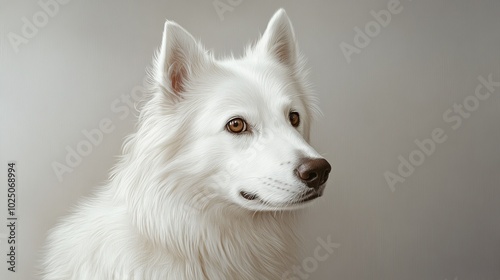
(40, 9), (328, 280)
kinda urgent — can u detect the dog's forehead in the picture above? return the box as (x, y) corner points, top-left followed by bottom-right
(184, 58), (308, 131)
(211, 59), (300, 106)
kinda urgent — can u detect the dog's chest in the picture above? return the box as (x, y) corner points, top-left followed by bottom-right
(190, 217), (297, 279)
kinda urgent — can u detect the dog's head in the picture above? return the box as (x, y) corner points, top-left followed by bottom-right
(145, 9), (331, 212)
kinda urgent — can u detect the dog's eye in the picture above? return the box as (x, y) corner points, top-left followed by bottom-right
(289, 112), (300, 127)
(226, 118), (247, 133)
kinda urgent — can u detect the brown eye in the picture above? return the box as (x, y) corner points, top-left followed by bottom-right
(289, 112), (300, 127)
(226, 118), (247, 133)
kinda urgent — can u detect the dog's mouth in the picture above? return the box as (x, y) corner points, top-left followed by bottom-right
(240, 191), (258, 201)
(292, 189), (321, 204)
(239, 187), (323, 207)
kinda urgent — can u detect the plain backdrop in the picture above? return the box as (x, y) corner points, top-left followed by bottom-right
(1, 0), (499, 279)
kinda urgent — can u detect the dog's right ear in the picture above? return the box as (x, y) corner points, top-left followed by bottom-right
(154, 21), (209, 100)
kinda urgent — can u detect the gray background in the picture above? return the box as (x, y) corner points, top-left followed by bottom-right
(1, 0), (499, 279)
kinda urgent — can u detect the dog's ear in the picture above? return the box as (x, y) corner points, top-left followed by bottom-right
(154, 21), (208, 98)
(256, 9), (298, 68)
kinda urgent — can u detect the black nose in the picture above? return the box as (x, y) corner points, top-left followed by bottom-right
(296, 158), (331, 191)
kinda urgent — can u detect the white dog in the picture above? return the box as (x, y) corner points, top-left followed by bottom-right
(40, 9), (331, 280)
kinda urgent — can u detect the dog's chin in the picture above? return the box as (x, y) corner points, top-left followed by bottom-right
(237, 188), (324, 211)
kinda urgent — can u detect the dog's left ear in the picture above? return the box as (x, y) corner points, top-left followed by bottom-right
(256, 9), (299, 68)
(154, 21), (209, 99)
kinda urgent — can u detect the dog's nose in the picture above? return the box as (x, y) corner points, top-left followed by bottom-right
(296, 158), (331, 191)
